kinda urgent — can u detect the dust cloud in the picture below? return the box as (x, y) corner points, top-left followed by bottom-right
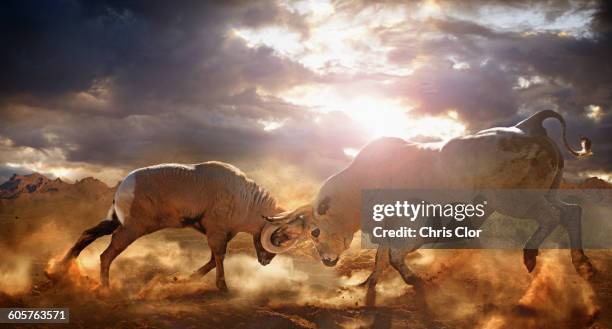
(0, 182), (610, 328)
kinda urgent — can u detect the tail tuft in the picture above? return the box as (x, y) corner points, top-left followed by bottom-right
(578, 135), (593, 157)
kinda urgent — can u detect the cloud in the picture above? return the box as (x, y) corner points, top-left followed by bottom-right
(0, 0), (611, 184)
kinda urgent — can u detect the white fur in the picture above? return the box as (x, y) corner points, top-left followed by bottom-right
(104, 204), (115, 221)
(114, 172), (136, 225)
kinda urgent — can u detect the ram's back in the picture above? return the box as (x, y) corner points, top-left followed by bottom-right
(113, 162), (259, 229)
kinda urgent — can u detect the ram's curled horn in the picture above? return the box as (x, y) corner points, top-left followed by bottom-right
(260, 221), (298, 253)
(261, 213), (290, 222)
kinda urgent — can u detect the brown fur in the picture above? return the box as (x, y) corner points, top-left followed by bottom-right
(59, 161), (280, 291)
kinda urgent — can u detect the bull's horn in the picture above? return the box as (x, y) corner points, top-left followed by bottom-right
(260, 222), (298, 254)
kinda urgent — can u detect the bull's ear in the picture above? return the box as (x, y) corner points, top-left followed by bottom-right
(317, 196), (331, 215)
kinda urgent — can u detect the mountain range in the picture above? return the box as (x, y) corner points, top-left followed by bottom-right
(0, 173), (113, 199)
(1, 172), (610, 201)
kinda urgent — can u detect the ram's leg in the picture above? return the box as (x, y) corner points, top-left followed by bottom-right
(100, 226), (142, 288)
(191, 253), (216, 277)
(558, 203), (594, 279)
(61, 219), (120, 266)
(523, 201), (561, 273)
(364, 247), (389, 307)
(208, 232), (234, 292)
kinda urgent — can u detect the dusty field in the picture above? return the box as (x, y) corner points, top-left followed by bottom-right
(0, 229), (610, 329)
(2, 168), (610, 328)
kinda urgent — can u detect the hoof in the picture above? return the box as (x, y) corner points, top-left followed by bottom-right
(95, 285), (112, 298)
(574, 259), (595, 281)
(403, 274), (423, 287)
(217, 282), (229, 293)
(523, 249), (538, 273)
(44, 260), (72, 283)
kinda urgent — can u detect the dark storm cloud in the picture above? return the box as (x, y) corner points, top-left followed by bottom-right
(375, 0), (611, 170)
(1, 0), (611, 183)
(383, 12), (611, 124)
(0, 0), (308, 98)
(0, 0), (354, 180)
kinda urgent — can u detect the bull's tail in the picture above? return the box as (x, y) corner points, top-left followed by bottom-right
(515, 110), (593, 157)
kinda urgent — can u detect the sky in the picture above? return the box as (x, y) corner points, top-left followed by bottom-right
(0, 0), (611, 190)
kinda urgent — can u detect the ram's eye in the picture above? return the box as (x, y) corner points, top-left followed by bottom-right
(311, 228), (320, 238)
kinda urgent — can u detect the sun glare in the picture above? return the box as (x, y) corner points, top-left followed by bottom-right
(343, 148), (359, 157)
(258, 119), (285, 131)
(420, 0), (442, 18)
(281, 85), (466, 141)
(586, 104), (604, 122)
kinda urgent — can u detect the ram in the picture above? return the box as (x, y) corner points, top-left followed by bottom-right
(56, 161), (291, 291)
(265, 110), (594, 305)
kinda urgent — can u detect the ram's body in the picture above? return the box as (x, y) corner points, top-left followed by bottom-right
(113, 162), (277, 236)
(58, 161), (281, 290)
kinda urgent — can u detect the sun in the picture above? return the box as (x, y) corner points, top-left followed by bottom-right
(348, 101), (466, 142)
(281, 85), (465, 143)
(420, 0), (442, 18)
(340, 97), (410, 139)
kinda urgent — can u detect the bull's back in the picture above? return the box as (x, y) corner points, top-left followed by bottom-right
(439, 127), (561, 189)
(346, 137), (445, 188)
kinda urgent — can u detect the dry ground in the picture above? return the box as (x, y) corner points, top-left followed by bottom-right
(1, 230), (610, 329)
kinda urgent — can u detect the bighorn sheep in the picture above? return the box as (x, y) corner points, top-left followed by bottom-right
(57, 161), (292, 291)
(267, 110), (594, 305)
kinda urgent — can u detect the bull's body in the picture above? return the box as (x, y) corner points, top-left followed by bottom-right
(271, 110), (593, 305)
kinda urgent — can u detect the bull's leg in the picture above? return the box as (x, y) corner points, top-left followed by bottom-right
(60, 219), (120, 267)
(358, 247), (388, 287)
(100, 226), (142, 287)
(191, 253), (216, 277)
(364, 247), (389, 306)
(389, 248), (422, 286)
(558, 203), (594, 279)
(523, 201), (561, 273)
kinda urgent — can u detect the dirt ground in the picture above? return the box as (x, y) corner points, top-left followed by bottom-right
(0, 229), (610, 329)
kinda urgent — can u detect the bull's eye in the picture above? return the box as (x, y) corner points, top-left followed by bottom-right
(311, 228), (320, 238)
